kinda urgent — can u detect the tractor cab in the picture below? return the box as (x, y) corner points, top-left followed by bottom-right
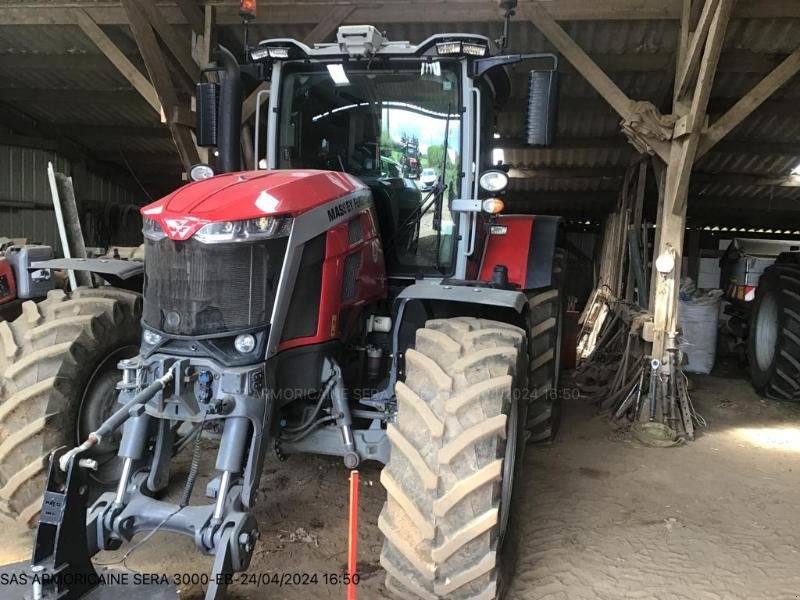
(198, 25), (558, 286)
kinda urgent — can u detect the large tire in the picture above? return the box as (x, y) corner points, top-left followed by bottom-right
(380, 316), (527, 600)
(525, 248), (565, 442)
(747, 257), (800, 400)
(0, 287), (142, 524)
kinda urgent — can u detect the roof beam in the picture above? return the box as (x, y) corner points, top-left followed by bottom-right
(122, 0), (199, 171)
(2, 1), (799, 25)
(138, 0), (201, 89)
(303, 4), (355, 44)
(669, 0), (733, 216)
(697, 44), (800, 159)
(674, 0), (719, 99)
(519, 1), (671, 161)
(73, 8), (161, 113)
(176, 0), (204, 34)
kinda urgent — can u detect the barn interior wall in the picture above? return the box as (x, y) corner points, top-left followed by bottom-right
(0, 141), (144, 252)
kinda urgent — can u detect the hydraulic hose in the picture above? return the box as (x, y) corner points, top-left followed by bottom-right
(282, 377), (336, 434)
(59, 369), (175, 471)
(180, 425), (204, 507)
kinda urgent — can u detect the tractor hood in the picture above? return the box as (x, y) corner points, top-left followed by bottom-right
(141, 169), (365, 241)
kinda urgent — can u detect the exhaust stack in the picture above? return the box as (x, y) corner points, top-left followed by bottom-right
(216, 45), (243, 173)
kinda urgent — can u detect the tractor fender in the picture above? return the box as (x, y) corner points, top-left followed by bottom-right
(479, 214), (563, 289)
(397, 280), (527, 312)
(392, 281), (528, 353)
(32, 258), (144, 291)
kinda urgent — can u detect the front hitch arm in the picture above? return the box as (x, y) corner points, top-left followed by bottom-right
(31, 447), (100, 600)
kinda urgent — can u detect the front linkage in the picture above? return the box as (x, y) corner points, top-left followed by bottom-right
(30, 355), (270, 600)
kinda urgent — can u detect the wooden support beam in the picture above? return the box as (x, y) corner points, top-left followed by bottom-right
(122, 0), (199, 171)
(519, 1), (671, 162)
(674, 0), (720, 100)
(697, 45), (800, 159)
(242, 82), (270, 124)
(303, 4), (355, 44)
(73, 9), (161, 113)
(651, 0), (733, 362)
(138, 0), (201, 89)
(519, 3), (631, 120)
(671, 0), (733, 215)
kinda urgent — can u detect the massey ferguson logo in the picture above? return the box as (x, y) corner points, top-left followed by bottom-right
(327, 197), (364, 222)
(164, 218), (200, 240)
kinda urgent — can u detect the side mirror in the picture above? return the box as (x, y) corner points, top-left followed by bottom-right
(525, 69), (559, 147)
(196, 82), (219, 147)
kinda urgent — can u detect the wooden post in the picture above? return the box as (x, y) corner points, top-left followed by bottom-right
(651, 0), (733, 361)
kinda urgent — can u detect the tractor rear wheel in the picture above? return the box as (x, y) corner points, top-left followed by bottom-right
(525, 248), (565, 443)
(380, 316), (527, 600)
(0, 287), (141, 524)
(747, 258), (800, 400)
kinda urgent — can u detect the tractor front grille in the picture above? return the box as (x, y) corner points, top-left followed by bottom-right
(143, 237), (287, 336)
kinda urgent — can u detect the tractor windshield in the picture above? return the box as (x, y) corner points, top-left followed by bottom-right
(276, 62), (462, 277)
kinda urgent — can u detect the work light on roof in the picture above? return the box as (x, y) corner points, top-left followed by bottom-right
(435, 40), (487, 57)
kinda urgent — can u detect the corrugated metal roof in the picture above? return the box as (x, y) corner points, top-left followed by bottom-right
(0, 13), (797, 225)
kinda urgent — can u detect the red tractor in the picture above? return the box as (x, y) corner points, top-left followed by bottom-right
(6, 25), (564, 600)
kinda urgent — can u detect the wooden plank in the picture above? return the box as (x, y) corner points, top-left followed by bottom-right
(303, 4), (355, 44)
(73, 9), (161, 113)
(138, 0), (201, 88)
(674, 0), (720, 100)
(697, 45), (800, 159)
(122, 0), (199, 170)
(241, 82), (270, 124)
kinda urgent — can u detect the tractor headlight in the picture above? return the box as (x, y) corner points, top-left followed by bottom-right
(234, 333), (256, 354)
(143, 217), (166, 240)
(189, 163), (215, 181)
(194, 216), (292, 243)
(482, 198), (505, 214)
(479, 170), (509, 193)
(143, 328), (162, 346)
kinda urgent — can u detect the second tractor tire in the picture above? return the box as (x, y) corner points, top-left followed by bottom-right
(525, 247), (565, 442)
(0, 287), (142, 524)
(748, 255), (800, 400)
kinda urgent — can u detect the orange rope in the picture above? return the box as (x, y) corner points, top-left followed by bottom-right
(347, 469), (359, 600)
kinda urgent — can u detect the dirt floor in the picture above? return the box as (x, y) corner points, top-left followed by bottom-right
(2, 368), (800, 600)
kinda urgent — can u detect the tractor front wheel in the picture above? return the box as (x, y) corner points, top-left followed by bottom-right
(0, 287), (142, 524)
(380, 316), (527, 600)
